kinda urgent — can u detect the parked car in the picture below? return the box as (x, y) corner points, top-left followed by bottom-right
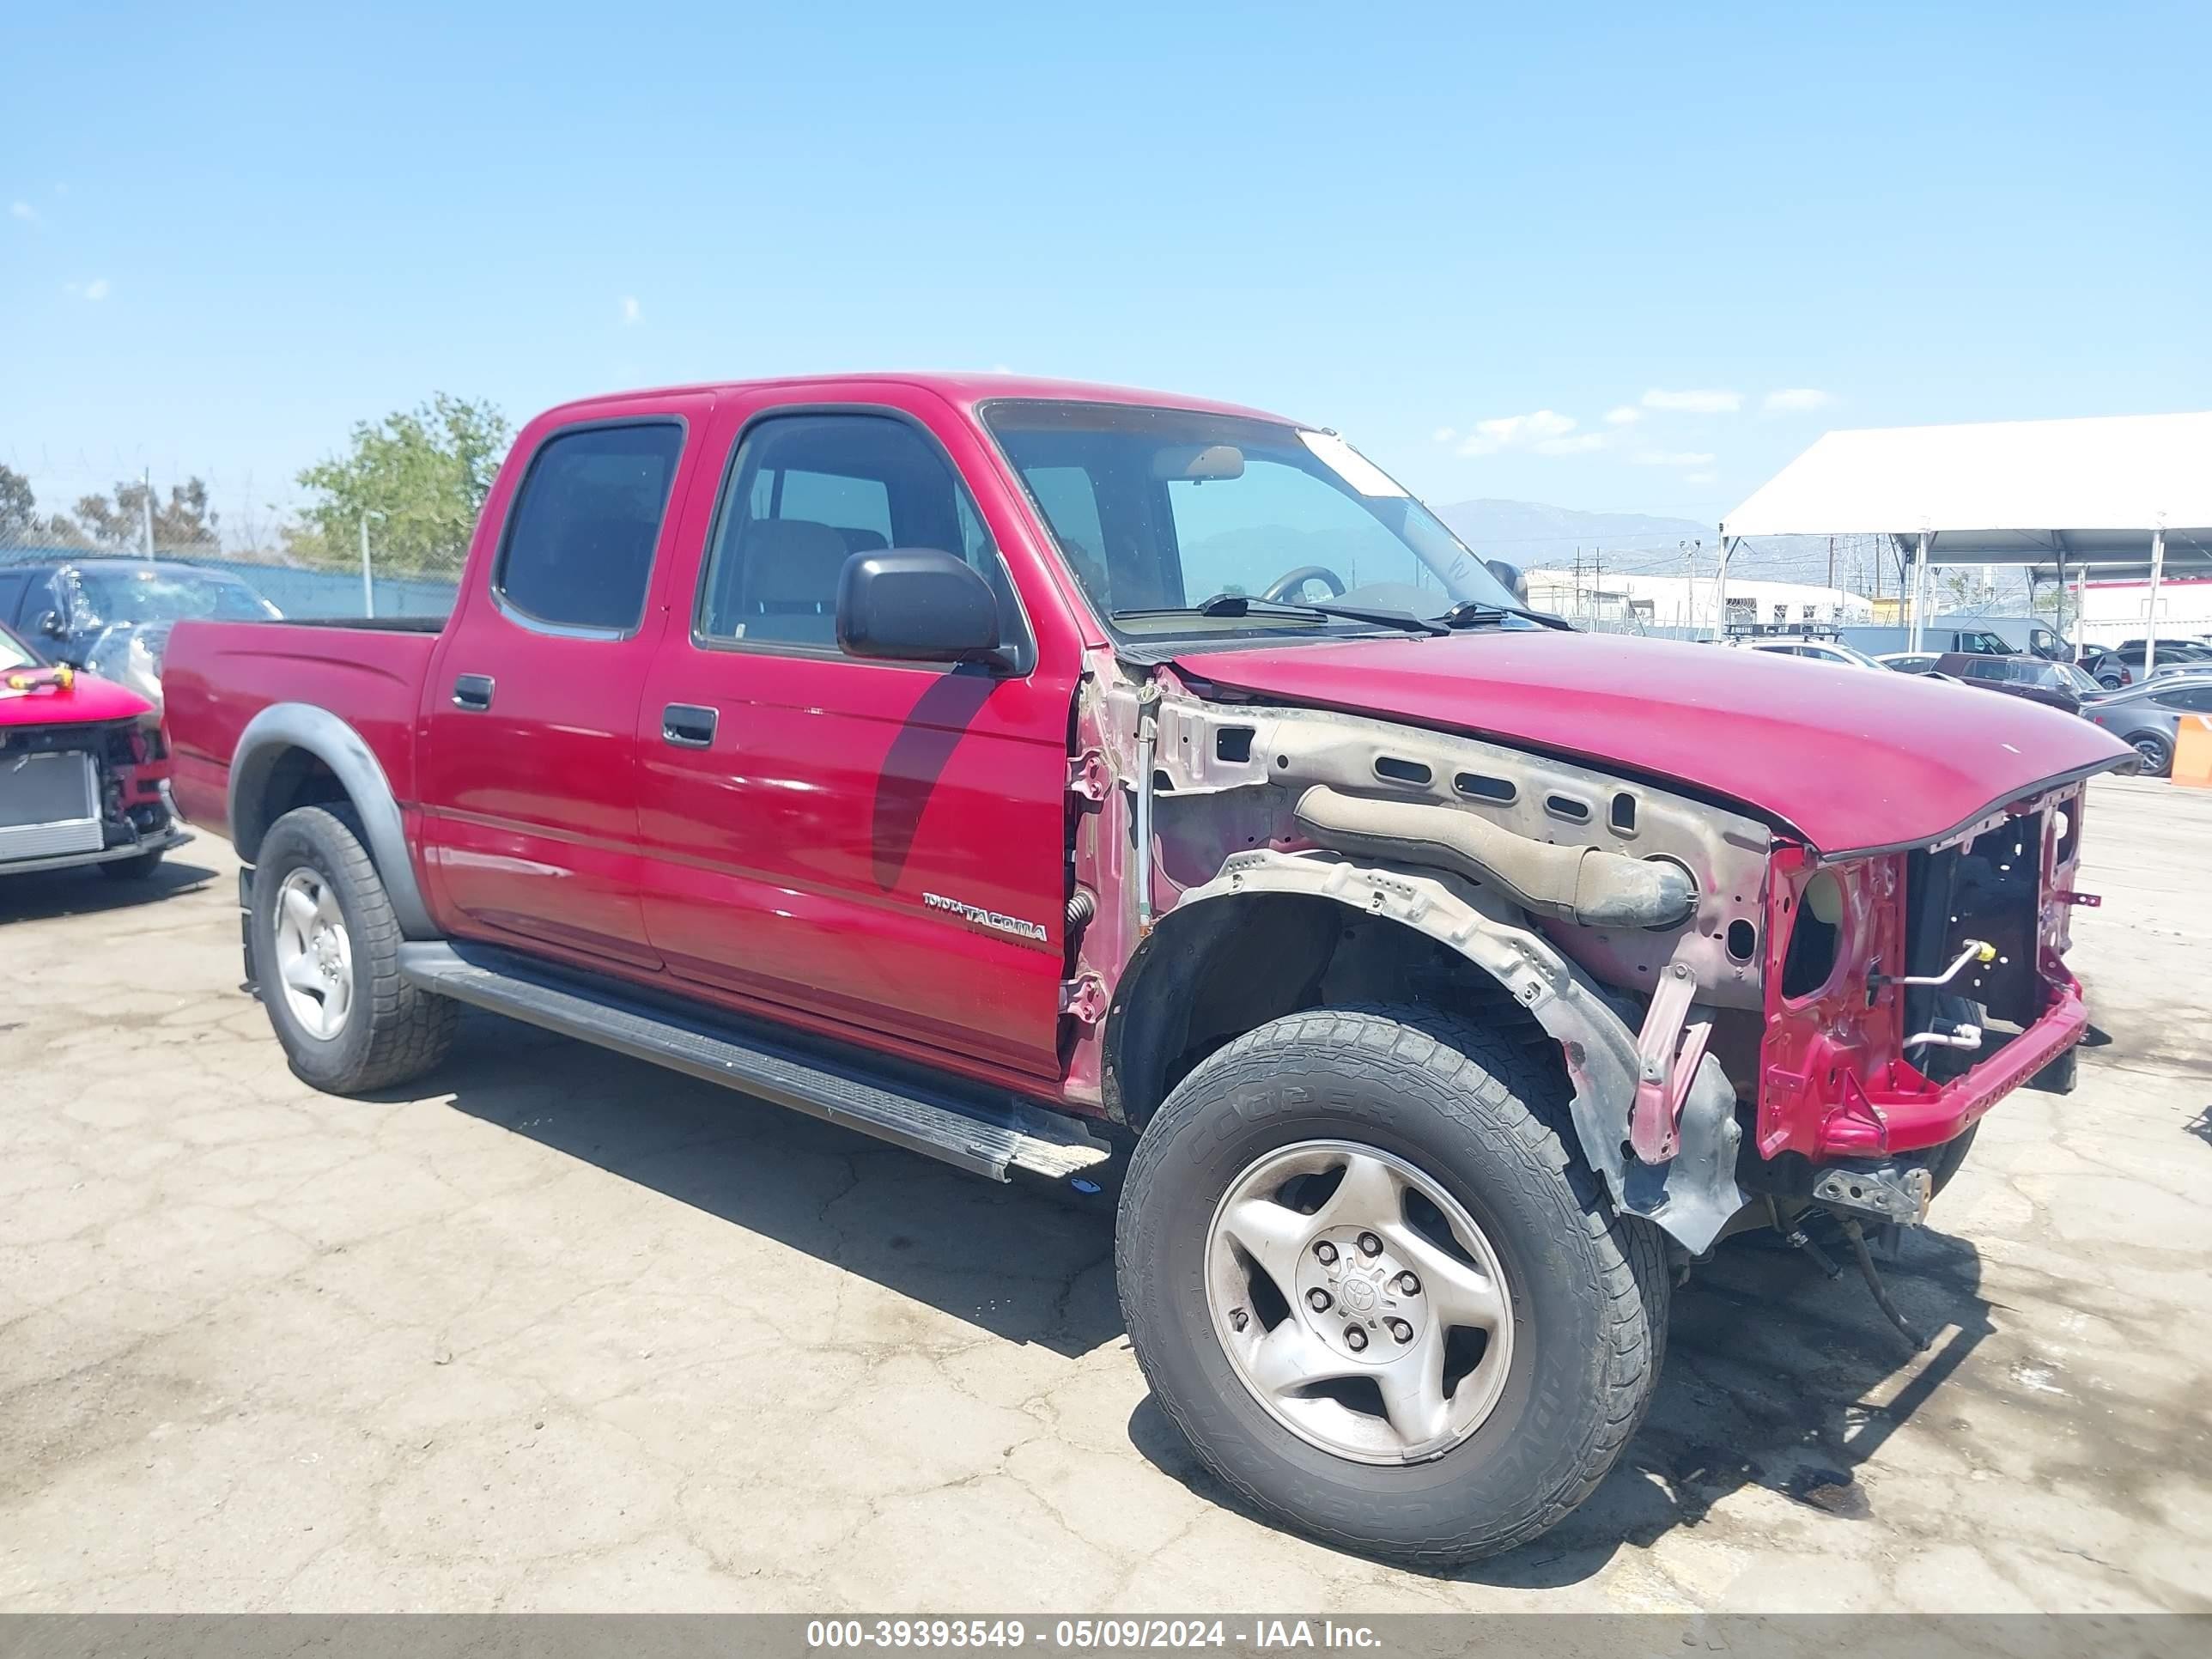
(0, 620), (189, 881)
(161, 373), (2130, 1567)
(1743, 637), (1885, 670)
(2077, 647), (2130, 690)
(1934, 652), (2101, 715)
(2081, 672), (2212, 775)
(0, 557), (280, 704)
(2080, 639), (2212, 690)
(1841, 618), (2066, 660)
(1876, 651), (1943, 675)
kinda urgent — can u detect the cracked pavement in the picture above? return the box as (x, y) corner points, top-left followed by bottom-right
(2, 776), (2208, 1613)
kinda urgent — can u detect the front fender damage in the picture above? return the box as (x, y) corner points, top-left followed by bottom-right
(1176, 848), (1744, 1254)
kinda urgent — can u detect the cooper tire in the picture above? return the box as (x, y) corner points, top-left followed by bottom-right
(252, 804), (456, 1094)
(1116, 1005), (1668, 1565)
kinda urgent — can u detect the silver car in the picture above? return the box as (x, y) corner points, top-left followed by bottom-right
(2081, 672), (2212, 775)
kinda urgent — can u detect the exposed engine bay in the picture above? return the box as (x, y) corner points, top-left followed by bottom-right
(1075, 659), (2098, 1322)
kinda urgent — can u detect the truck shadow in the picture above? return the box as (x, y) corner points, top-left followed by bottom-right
(424, 1012), (2017, 1579)
(0, 856), (216, 924)
(1128, 1223), (2003, 1586)
(430, 1011), (1121, 1358)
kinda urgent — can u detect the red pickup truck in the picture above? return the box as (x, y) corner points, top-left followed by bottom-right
(164, 374), (2130, 1565)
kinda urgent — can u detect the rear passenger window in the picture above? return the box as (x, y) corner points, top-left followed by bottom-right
(697, 412), (1028, 665)
(495, 422), (684, 633)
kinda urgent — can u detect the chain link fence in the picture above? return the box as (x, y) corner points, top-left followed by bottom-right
(5, 456), (2048, 644)
(0, 459), (463, 626)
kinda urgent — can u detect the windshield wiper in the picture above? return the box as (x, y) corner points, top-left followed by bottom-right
(1183, 592), (1448, 635)
(1439, 599), (1574, 632)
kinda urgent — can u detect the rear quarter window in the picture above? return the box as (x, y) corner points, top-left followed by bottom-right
(495, 422), (685, 633)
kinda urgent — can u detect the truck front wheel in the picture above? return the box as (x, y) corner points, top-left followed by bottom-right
(1116, 1006), (1668, 1565)
(251, 805), (457, 1095)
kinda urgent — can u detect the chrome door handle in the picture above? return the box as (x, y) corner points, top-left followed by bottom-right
(662, 703), (718, 748)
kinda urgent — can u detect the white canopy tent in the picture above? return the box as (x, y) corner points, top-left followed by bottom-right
(1718, 411), (2212, 660)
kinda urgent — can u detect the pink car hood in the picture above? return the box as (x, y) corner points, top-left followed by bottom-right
(1173, 630), (2134, 855)
(0, 667), (154, 728)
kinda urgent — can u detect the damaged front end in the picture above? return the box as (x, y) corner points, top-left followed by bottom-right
(0, 710), (186, 876)
(1084, 659), (2108, 1293)
(1743, 792), (2094, 1227)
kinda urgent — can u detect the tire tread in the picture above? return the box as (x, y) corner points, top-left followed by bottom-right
(258, 804), (456, 1093)
(1117, 1002), (1668, 1565)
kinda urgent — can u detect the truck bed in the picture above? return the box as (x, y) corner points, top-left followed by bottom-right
(163, 619), (441, 837)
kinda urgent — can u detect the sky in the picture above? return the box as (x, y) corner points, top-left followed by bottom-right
(4, 0), (2209, 548)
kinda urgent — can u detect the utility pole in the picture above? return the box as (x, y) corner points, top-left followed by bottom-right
(140, 466), (155, 557)
(359, 510), (387, 618)
(1826, 535), (1834, 591)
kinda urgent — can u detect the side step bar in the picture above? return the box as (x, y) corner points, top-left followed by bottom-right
(398, 942), (1112, 1184)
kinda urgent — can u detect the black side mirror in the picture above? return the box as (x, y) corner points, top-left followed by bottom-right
(35, 609), (67, 641)
(837, 548), (1004, 667)
(1484, 558), (1529, 605)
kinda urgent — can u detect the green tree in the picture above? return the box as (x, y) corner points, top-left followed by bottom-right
(0, 463), (94, 551)
(71, 477), (221, 553)
(290, 395), (511, 576)
(0, 464), (36, 544)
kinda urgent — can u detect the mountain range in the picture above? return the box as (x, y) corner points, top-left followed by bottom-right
(1434, 497), (1878, 588)
(1431, 499), (1714, 565)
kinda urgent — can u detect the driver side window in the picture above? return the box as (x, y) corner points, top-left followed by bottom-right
(1164, 459), (1422, 605)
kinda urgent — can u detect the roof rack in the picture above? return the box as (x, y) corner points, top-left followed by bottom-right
(1723, 620), (1843, 641)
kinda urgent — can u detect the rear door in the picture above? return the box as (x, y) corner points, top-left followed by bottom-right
(416, 400), (714, 969)
(633, 392), (1078, 1079)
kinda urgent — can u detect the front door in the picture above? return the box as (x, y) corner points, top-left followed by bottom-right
(418, 404), (711, 969)
(634, 404), (1073, 1079)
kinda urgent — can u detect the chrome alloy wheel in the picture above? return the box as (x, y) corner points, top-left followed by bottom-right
(1205, 1139), (1514, 1464)
(272, 867), (353, 1040)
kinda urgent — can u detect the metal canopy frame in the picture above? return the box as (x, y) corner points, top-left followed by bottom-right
(1717, 413), (2212, 667)
(1718, 524), (2211, 663)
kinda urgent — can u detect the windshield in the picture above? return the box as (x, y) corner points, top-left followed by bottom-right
(1823, 641), (1883, 670)
(74, 567), (275, 628)
(981, 401), (1523, 641)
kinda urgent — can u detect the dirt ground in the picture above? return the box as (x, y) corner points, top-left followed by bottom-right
(2, 776), (2207, 1613)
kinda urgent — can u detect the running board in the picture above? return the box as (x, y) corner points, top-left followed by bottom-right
(398, 942), (1112, 1184)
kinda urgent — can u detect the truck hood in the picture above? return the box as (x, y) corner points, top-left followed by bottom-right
(0, 666), (155, 728)
(1172, 630), (2135, 855)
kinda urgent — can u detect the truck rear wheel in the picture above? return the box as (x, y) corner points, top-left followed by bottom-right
(251, 805), (456, 1094)
(1116, 1006), (1668, 1565)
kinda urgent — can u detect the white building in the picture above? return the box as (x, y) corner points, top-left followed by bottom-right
(2073, 574), (2212, 646)
(1525, 568), (1873, 634)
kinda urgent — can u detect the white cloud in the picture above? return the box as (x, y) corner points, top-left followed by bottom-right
(1602, 405), (1641, 425)
(8, 200), (34, 222)
(1456, 409), (1579, 456)
(1684, 471), (1717, 484)
(1431, 426), (1456, 444)
(620, 295), (641, 325)
(1642, 387), (1742, 414)
(1535, 431), (1607, 455)
(65, 277), (111, 301)
(1632, 449), (1715, 467)
(1764, 386), (1832, 412)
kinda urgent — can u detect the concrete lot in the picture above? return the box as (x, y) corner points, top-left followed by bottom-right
(2, 776), (2208, 1613)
